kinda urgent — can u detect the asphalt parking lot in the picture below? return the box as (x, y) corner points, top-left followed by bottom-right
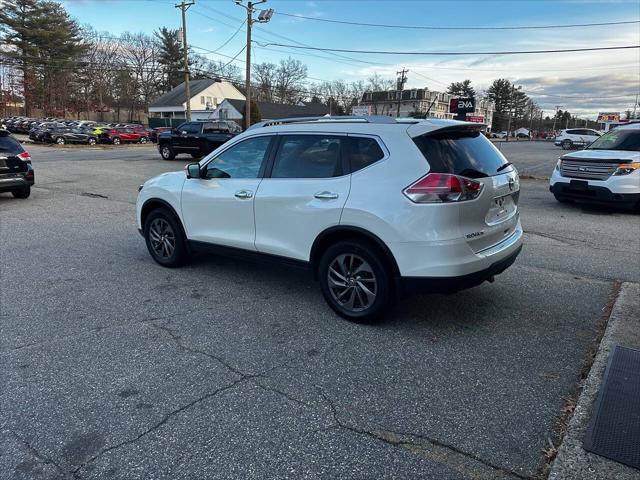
(1, 142), (638, 479)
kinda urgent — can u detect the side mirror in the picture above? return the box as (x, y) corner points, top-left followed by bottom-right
(186, 163), (202, 179)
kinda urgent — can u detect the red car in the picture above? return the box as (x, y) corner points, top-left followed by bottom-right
(99, 127), (149, 145)
(150, 127), (172, 143)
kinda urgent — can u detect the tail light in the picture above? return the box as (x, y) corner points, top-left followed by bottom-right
(403, 173), (483, 203)
(18, 151), (32, 163)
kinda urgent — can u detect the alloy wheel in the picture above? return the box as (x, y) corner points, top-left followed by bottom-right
(328, 254), (377, 312)
(162, 147), (171, 158)
(148, 218), (176, 260)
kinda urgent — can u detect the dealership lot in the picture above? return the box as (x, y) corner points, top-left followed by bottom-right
(1, 143), (638, 479)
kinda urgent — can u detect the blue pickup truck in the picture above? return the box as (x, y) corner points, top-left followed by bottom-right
(157, 120), (241, 160)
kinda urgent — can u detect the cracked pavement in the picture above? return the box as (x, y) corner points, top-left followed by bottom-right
(1, 144), (638, 479)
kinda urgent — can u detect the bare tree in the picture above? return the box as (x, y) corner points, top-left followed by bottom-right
(252, 62), (277, 103)
(119, 32), (162, 120)
(274, 57), (307, 104)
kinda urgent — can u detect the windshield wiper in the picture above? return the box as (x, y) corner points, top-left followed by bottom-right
(496, 162), (512, 172)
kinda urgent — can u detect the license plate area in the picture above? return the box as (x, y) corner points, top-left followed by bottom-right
(486, 194), (517, 225)
(569, 179), (589, 191)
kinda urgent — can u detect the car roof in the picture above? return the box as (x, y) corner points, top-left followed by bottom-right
(245, 116), (482, 138)
(616, 122), (640, 130)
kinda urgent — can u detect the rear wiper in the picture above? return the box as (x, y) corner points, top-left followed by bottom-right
(496, 162), (512, 172)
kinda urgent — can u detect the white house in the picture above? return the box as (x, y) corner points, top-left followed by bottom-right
(148, 79), (245, 121)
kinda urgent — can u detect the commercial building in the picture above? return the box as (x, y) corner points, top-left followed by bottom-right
(359, 87), (494, 127)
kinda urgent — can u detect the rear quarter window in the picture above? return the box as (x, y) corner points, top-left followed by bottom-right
(0, 135), (25, 155)
(347, 137), (385, 173)
(413, 129), (510, 178)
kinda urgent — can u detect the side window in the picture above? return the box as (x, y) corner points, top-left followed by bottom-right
(0, 135), (24, 155)
(203, 123), (219, 134)
(271, 135), (343, 178)
(181, 123), (201, 134)
(347, 137), (385, 173)
(566, 129), (578, 135)
(205, 136), (272, 179)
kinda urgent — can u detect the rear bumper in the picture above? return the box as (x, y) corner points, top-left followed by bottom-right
(400, 244), (522, 294)
(0, 175), (34, 192)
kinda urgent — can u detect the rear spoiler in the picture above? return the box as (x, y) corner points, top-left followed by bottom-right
(406, 122), (486, 139)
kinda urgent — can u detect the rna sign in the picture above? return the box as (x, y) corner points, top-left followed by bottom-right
(449, 97), (476, 114)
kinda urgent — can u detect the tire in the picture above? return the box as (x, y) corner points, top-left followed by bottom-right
(12, 186), (31, 199)
(88, 137), (97, 145)
(112, 137), (121, 145)
(318, 240), (391, 322)
(554, 193), (572, 204)
(140, 136), (148, 144)
(561, 139), (572, 150)
(56, 137), (65, 145)
(160, 144), (176, 160)
(143, 208), (188, 267)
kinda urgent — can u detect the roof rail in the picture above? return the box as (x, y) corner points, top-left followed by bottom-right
(247, 115), (400, 130)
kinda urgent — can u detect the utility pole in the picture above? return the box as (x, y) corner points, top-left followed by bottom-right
(505, 84), (515, 142)
(396, 68), (408, 118)
(235, 0), (272, 130)
(176, 0), (195, 122)
(551, 105), (563, 134)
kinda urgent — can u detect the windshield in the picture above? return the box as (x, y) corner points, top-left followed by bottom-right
(587, 129), (640, 152)
(413, 128), (511, 178)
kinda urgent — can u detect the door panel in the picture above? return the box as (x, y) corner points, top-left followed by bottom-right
(254, 177), (350, 260)
(180, 135), (274, 250)
(254, 134), (350, 261)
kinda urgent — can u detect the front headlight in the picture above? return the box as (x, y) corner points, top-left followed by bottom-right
(613, 162), (640, 176)
(555, 159), (562, 171)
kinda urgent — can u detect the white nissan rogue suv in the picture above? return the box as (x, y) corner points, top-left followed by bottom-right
(137, 116), (523, 321)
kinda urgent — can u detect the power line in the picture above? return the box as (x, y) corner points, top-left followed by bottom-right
(273, 12), (640, 31)
(254, 42), (640, 56)
(208, 19), (246, 53)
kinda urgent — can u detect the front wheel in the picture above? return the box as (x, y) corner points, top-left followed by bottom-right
(561, 139), (572, 150)
(318, 241), (391, 322)
(140, 136), (148, 144)
(88, 137), (97, 145)
(12, 186), (31, 199)
(143, 208), (188, 267)
(160, 144), (175, 160)
(112, 137), (121, 145)
(56, 137), (65, 145)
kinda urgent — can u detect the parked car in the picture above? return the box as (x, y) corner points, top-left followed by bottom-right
(137, 116), (522, 321)
(554, 128), (601, 150)
(0, 130), (34, 198)
(493, 131), (508, 139)
(150, 127), (172, 143)
(49, 127), (99, 145)
(157, 121), (238, 160)
(550, 123), (640, 209)
(99, 127), (149, 145)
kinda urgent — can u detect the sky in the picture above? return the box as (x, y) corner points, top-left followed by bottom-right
(62, 0), (640, 119)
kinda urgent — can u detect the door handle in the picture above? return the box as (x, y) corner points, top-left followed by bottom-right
(234, 190), (253, 199)
(314, 191), (339, 200)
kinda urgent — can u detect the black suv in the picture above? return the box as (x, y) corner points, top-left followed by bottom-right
(157, 120), (239, 160)
(0, 130), (34, 199)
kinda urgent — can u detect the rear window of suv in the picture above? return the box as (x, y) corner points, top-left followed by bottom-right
(413, 128), (510, 178)
(0, 135), (25, 155)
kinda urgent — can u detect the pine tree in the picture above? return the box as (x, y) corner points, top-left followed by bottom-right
(446, 80), (475, 98)
(155, 27), (183, 91)
(0, 0), (83, 115)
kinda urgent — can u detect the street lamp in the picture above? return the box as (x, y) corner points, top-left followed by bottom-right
(235, 0), (273, 130)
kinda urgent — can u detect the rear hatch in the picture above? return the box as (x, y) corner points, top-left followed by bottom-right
(409, 123), (520, 253)
(0, 133), (29, 177)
